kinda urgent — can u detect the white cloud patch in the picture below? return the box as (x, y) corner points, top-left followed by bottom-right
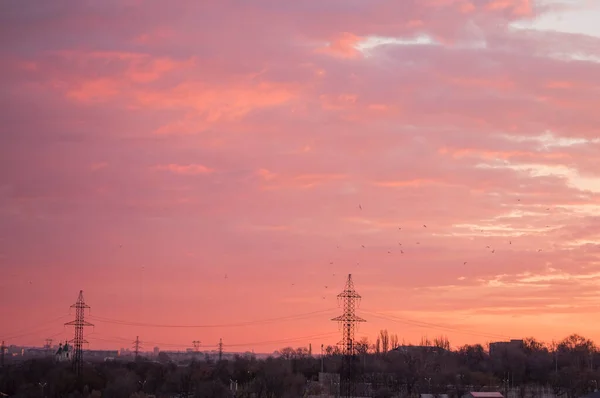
(356, 34), (438, 56)
(511, 1), (600, 40)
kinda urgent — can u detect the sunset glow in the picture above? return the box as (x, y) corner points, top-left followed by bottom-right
(2, 0), (600, 353)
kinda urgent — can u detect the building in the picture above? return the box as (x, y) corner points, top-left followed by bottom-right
(55, 341), (72, 362)
(153, 347), (160, 356)
(462, 393), (504, 398)
(489, 340), (524, 357)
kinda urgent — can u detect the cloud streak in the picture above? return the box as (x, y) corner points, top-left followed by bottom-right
(1, 0), (600, 352)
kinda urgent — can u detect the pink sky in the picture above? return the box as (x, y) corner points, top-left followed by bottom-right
(2, 0), (600, 353)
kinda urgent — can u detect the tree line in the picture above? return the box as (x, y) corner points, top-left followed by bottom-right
(1, 331), (599, 397)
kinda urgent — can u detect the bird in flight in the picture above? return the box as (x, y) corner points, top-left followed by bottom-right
(358, 204), (362, 210)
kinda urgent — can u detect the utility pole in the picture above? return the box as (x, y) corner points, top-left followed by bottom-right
(320, 344), (324, 373)
(218, 338), (223, 362)
(64, 290), (93, 377)
(44, 339), (53, 356)
(0, 340), (5, 368)
(192, 340), (200, 353)
(331, 274), (366, 398)
(133, 336), (142, 360)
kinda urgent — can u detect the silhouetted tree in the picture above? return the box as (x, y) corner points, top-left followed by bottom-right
(4, 333), (600, 397)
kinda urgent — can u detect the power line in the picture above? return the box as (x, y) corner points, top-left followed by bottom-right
(87, 308), (337, 328)
(87, 331), (339, 350)
(1, 315), (71, 341)
(361, 309), (511, 340)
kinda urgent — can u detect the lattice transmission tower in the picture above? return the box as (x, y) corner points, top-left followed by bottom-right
(331, 274), (365, 398)
(133, 336), (142, 360)
(44, 338), (53, 356)
(192, 340), (201, 352)
(65, 290), (93, 376)
(218, 338), (223, 362)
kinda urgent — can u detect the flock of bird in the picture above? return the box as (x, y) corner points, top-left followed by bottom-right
(108, 196), (549, 300)
(198, 196), (552, 303)
(308, 197), (552, 299)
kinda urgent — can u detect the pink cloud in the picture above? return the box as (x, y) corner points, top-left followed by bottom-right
(2, 0), (600, 352)
(154, 164), (214, 175)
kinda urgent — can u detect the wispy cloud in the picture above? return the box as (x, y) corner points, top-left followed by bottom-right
(2, 0), (600, 351)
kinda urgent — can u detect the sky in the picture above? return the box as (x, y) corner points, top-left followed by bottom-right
(1, 0), (600, 354)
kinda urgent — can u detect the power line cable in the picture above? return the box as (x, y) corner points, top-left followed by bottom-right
(86, 331), (339, 349)
(1, 315), (71, 340)
(361, 309), (510, 340)
(87, 308), (337, 328)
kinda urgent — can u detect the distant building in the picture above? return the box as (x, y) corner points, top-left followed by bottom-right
(489, 340), (524, 357)
(55, 341), (72, 362)
(153, 347), (160, 356)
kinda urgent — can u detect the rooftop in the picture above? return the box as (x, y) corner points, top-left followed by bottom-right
(466, 393), (504, 398)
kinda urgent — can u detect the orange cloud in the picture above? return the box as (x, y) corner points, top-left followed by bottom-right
(256, 169), (346, 190)
(373, 179), (441, 188)
(66, 78), (121, 103)
(316, 32), (363, 58)
(135, 81), (297, 122)
(487, 0), (533, 16)
(154, 164), (214, 175)
(3, 0), (599, 352)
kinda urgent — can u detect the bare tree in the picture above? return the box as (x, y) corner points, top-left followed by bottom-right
(380, 330), (390, 354)
(433, 336), (451, 351)
(390, 334), (399, 350)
